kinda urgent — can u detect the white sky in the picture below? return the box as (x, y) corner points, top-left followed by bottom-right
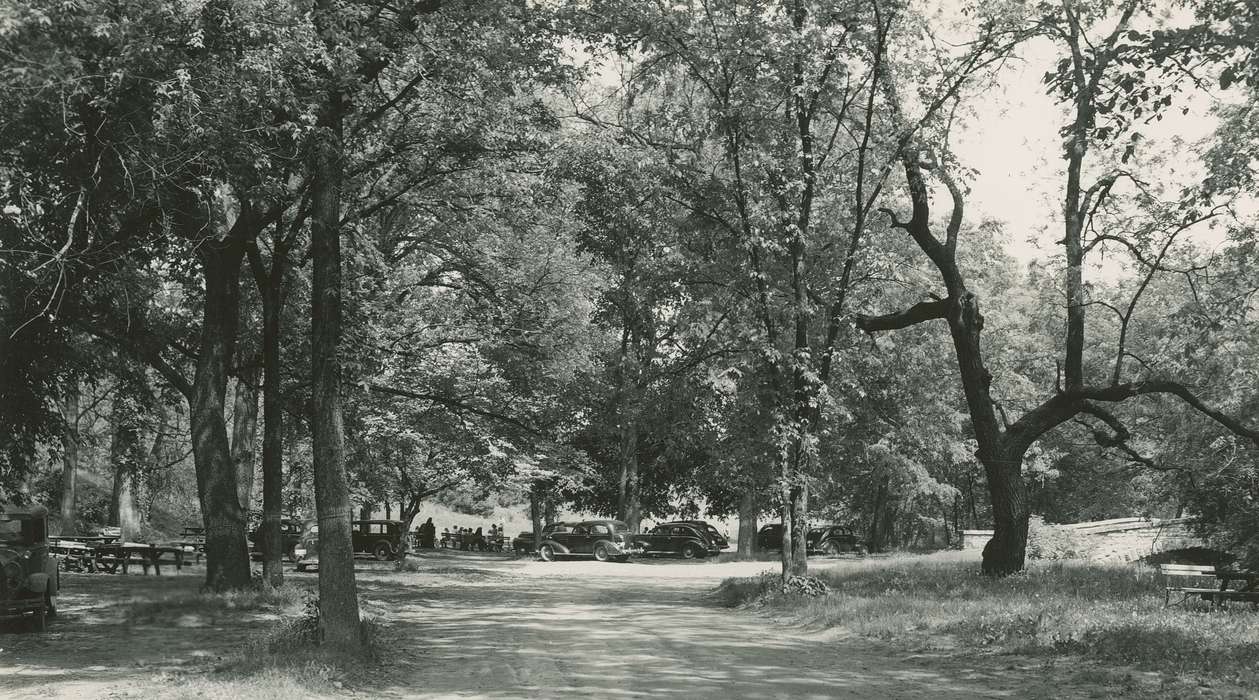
(949, 25), (1240, 270)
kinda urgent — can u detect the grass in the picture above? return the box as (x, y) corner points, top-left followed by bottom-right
(716, 553), (1259, 685)
(120, 580), (385, 696)
(125, 581), (309, 624)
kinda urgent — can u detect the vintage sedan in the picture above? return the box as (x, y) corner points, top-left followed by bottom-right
(0, 505), (59, 631)
(808, 525), (866, 556)
(636, 522), (723, 559)
(537, 520), (641, 563)
(248, 517), (307, 561)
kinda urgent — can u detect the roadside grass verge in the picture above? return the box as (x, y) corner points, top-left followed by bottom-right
(125, 581), (309, 624)
(122, 580), (384, 694)
(716, 554), (1259, 684)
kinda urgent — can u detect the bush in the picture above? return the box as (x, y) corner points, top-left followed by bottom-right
(1027, 516), (1091, 560)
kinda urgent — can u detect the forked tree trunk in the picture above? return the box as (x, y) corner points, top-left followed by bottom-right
(736, 487), (757, 560)
(191, 228), (253, 592)
(310, 71), (363, 652)
(59, 386), (79, 535)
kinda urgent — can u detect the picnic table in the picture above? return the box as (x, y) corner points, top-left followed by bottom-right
(1161, 564), (1259, 607)
(92, 542), (188, 575)
(49, 538), (188, 575)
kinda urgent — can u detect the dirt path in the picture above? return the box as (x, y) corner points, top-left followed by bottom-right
(359, 553), (1093, 699)
(0, 552), (1196, 699)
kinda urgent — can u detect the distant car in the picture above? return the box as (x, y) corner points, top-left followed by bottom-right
(757, 523), (866, 556)
(537, 520), (642, 562)
(755, 523), (786, 552)
(808, 525), (866, 556)
(294, 524), (319, 572)
(352, 519), (411, 560)
(660, 520), (730, 550)
(636, 522), (723, 559)
(248, 518), (307, 561)
(0, 505), (59, 631)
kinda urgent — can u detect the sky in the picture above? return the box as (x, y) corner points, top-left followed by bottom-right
(949, 25), (1238, 271)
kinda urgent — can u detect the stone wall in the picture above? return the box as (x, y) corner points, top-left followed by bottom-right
(962, 518), (1203, 562)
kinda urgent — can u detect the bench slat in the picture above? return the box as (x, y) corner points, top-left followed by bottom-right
(1160, 564), (1217, 575)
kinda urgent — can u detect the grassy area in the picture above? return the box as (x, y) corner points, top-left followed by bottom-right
(716, 553), (1259, 685)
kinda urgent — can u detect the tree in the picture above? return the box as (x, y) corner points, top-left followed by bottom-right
(857, 0), (1259, 574)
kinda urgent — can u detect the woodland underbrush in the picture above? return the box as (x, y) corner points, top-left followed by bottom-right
(716, 555), (1259, 685)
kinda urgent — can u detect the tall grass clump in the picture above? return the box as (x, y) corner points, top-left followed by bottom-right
(717, 555), (1259, 683)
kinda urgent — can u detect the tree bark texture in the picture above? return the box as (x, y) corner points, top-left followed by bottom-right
(310, 78), (363, 652)
(736, 486), (757, 560)
(260, 265), (286, 586)
(59, 386), (79, 534)
(190, 222), (253, 591)
(231, 367), (259, 513)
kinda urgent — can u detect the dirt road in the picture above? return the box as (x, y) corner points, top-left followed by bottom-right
(0, 551), (1177, 699)
(363, 553), (1094, 699)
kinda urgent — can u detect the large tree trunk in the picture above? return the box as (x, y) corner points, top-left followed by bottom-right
(310, 75), (362, 652)
(109, 398), (141, 541)
(191, 226), (253, 591)
(979, 449), (1030, 576)
(616, 407), (641, 533)
(59, 386), (79, 535)
(736, 486), (757, 560)
(231, 368), (260, 514)
(259, 264), (286, 586)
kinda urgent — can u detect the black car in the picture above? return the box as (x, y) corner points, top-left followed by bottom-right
(0, 505), (59, 631)
(661, 520), (730, 550)
(755, 523), (786, 552)
(636, 522), (723, 559)
(808, 525), (866, 556)
(537, 520), (642, 562)
(757, 522), (866, 556)
(351, 519), (412, 560)
(248, 518), (307, 561)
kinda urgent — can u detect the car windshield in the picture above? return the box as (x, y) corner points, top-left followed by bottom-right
(0, 518), (22, 543)
(612, 521), (630, 533)
(702, 524), (722, 539)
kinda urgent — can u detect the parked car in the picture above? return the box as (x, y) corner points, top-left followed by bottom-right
(247, 517), (307, 561)
(755, 523), (785, 552)
(808, 525), (866, 556)
(0, 505), (59, 631)
(293, 524), (319, 572)
(660, 520), (730, 550)
(636, 522), (723, 559)
(537, 520), (641, 562)
(756, 523), (867, 556)
(352, 519), (411, 560)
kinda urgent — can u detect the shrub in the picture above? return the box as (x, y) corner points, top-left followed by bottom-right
(1027, 516), (1091, 560)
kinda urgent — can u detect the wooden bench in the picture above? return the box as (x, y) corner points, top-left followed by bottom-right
(1161, 564), (1259, 608)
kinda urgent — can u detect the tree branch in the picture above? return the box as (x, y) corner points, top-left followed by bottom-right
(854, 298), (949, 332)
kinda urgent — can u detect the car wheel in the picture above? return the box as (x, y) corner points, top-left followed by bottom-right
(539, 544), (556, 562)
(682, 543), (702, 560)
(373, 542), (393, 561)
(593, 544), (611, 562)
(822, 541), (840, 556)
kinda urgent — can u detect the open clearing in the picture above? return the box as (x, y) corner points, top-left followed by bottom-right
(0, 551), (1252, 699)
